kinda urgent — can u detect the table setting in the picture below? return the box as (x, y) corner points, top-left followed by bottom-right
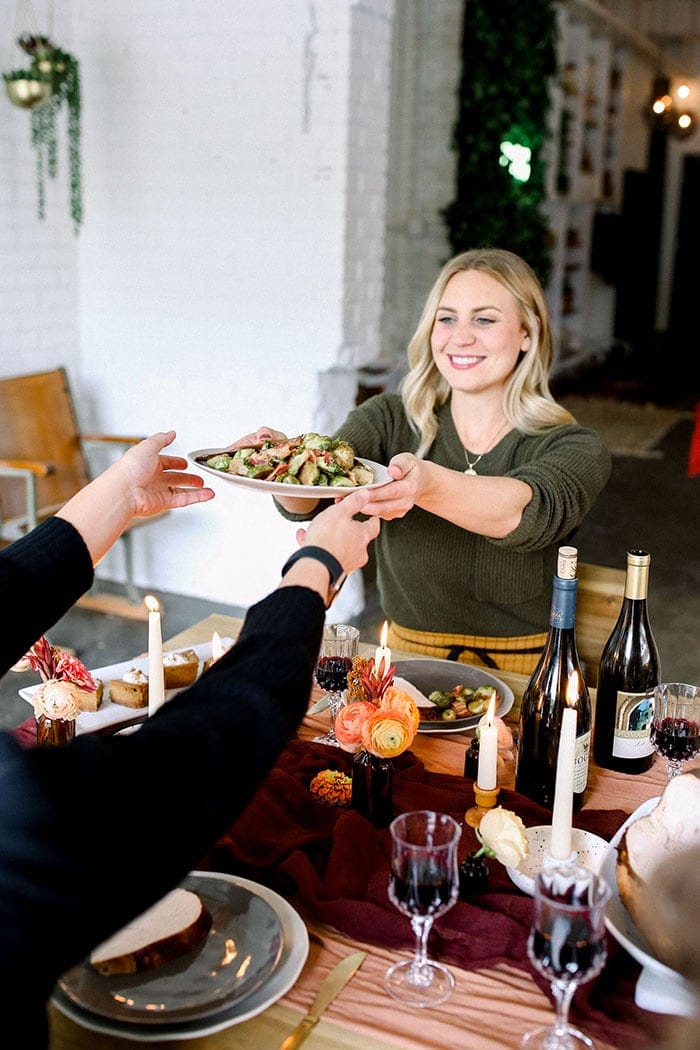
(6, 610), (693, 1049)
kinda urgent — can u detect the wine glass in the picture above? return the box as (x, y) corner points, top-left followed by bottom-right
(521, 865), (611, 1049)
(385, 810), (461, 1007)
(650, 682), (700, 780)
(313, 624), (359, 747)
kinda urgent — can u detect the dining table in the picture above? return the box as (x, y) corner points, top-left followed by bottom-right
(46, 612), (690, 1050)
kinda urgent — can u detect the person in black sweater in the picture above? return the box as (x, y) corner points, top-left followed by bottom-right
(0, 430), (379, 1047)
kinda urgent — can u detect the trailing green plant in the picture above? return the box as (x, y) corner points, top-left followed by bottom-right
(442, 0), (558, 284)
(3, 36), (82, 231)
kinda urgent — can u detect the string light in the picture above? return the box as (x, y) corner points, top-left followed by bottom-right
(645, 74), (695, 139)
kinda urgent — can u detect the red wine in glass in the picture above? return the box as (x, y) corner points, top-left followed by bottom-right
(651, 716), (700, 770)
(522, 865), (610, 1050)
(388, 872), (457, 918)
(315, 655), (352, 693)
(651, 683), (700, 780)
(531, 927), (606, 982)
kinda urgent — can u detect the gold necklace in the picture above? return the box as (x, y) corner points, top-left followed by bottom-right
(462, 420), (509, 476)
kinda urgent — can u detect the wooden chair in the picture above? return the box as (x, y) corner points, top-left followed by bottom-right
(0, 367), (167, 619)
(576, 562), (626, 687)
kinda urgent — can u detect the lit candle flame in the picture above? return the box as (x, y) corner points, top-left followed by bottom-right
(380, 621), (388, 648)
(144, 594), (161, 614)
(486, 693), (496, 726)
(565, 674), (579, 707)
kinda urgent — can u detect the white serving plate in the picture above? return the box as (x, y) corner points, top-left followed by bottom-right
(189, 449), (391, 498)
(598, 796), (696, 1015)
(51, 872), (309, 1041)
(19, 638), (234, 736)
(392, 658), (514, 734)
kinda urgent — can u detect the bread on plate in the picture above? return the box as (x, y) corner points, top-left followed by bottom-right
(90, 888), (212, 975)
(616, 769), (700, 966)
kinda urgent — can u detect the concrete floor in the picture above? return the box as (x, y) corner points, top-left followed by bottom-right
(2, 411), (697, 733)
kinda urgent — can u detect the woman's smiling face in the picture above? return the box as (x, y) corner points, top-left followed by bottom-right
(430, 269), (530, 395)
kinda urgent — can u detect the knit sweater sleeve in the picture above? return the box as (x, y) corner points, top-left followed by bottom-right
(493, 424), (612, 552)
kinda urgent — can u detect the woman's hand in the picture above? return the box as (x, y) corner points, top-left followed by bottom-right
(361, 452), (423, 520)
(226, 426), (288, 451)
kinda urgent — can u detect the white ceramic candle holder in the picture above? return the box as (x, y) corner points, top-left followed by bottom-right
(505, 825), (609, 896)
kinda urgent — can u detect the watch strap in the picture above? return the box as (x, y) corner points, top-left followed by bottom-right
(281, 545), (345, 591)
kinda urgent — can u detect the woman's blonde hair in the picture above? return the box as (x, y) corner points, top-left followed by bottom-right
(399, 248), (575, 457)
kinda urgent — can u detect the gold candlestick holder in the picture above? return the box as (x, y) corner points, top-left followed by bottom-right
(465, 784), (500, 829)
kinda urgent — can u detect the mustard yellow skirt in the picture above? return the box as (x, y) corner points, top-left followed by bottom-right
(387, 622), (547, 676)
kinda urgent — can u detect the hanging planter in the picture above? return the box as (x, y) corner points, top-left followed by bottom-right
(3, 32), (83, 231)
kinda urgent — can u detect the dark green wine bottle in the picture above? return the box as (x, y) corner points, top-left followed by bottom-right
(593, 550), (660, 774)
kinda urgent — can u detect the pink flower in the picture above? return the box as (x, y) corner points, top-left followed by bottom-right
(11, 635), (97, 691)
(335, 701), (376, 752)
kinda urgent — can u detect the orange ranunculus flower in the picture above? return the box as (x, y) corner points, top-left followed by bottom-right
(335, 701), (377, 752)
(362, 708), (415, 758)
(378, 686), (420, 734)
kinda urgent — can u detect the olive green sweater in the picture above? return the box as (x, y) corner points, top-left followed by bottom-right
(278, 393), (612, 637)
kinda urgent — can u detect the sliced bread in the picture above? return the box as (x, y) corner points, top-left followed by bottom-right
(90, 888), (212, 976)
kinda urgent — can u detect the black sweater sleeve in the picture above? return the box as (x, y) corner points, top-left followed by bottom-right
(0, 516), (94, 676)
(0, 584), (325, 1015)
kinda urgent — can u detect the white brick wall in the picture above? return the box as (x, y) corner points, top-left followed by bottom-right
(0, 0), (80, 377)
(0, 0), (395, 621)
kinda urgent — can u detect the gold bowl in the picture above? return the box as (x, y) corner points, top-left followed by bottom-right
(5, 77), (52, 109)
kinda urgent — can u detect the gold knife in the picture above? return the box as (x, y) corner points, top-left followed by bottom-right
(279, 950), (367, 1050)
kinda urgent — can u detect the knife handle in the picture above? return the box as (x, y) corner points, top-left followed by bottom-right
(279, 1015), (318, 1050)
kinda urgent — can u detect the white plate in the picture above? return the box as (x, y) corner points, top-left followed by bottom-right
(189, 448), (391, 498)
(58, 875), (284, 1024)
(19, 638), (234, 736)
(392, 658), (514, 734)
(51, 872), (310, 1042)
(506, 825), (610, 896)
(599, 798), (691, 982)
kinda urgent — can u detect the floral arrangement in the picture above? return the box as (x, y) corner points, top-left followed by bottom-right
(473, 807), (529, 868)
(12, 634), (97, 691)
(309, 769), (353, 808)
(335, 656), (419, 759)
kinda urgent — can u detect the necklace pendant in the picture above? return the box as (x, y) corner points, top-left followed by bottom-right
(464, 467), (477, 476)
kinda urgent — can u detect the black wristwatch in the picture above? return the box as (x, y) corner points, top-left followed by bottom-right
(281, 546), (348, 608)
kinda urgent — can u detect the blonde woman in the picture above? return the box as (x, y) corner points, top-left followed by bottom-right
(234, 248), (611, 674)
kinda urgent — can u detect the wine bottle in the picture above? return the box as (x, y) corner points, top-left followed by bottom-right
(592, 550), (660, 774)
(515, 547), (591, 810)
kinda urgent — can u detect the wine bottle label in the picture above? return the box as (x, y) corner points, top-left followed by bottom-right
(573, 730), (591, 793)
(611, 689), (655, 759)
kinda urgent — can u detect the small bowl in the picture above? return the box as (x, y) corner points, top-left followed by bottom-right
(506, 825), (609, 896)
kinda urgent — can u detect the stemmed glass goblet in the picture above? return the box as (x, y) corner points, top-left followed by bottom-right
(650, 682), (700, 780)
(313, 623), (359, 747)
(385, 810), (461, 1007)
(521, 865), (611, 1049)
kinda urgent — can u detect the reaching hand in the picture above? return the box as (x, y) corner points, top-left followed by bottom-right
(57, 431), (215, 565)
(116, 431), (216, 518)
